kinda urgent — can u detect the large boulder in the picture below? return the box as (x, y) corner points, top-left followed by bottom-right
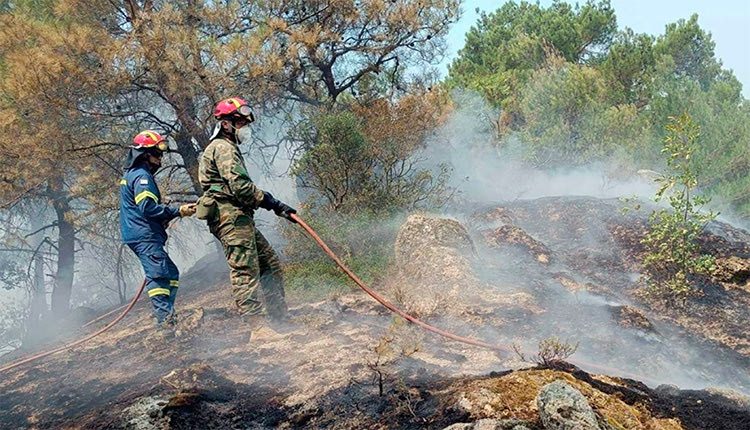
(394, 214), (475, 265)
(536, 380), (600, 430)
(388, 214), (480, 317)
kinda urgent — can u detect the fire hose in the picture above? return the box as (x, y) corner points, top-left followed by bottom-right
(82, 301), (135, 328)
(0, 279), (146, 373)
(2, 214), (660, 386)
(289, 213), (663, 385)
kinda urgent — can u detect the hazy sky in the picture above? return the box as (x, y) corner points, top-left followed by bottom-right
(442, 0), (750, 97)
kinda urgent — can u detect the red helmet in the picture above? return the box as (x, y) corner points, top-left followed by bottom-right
(133, 130), (168, 151)
(213, 97), (255, 122)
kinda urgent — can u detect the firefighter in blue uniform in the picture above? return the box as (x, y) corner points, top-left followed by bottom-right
(120, 130), (196, 332)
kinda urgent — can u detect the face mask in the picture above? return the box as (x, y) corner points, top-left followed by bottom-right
(146, 154), (161, 174)
(237, 125), (253, 145)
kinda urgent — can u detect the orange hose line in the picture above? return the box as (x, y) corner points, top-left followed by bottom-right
(82, 299), (137, 329)
(290, 213), (664, 386)
(0, 278), (146, 374)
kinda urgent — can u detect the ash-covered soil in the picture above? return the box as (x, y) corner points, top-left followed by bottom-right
(468, 197), (750, 387)
(1, 196), (749, 429)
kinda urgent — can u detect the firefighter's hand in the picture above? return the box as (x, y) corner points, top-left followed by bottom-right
(259, 191), (279, 211)
(179, 203), (197, 218)
(260, 192), (296, 223)
(274, 201), (297, 223)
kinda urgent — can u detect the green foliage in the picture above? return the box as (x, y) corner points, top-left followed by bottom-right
(292, 112), (368, 211)
(283, 251), (393, 301)
(640, 113), (717, 301)
(643, 62), (750, 210)
(518, 57), (647, 166)
(447, 0), (616, 107)
(599, 28), (656, 107)
(0, 0), (55, 18)
(291, 109), (451, 214)
(446, 1), (750, 216)
(282, 209), (403, 301)
(653, 14), (722, 90)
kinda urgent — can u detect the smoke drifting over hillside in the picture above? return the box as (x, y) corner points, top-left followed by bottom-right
(166, 88), (750, 396)
(422, 89), (658, 204)
(406, 89), (750, 394)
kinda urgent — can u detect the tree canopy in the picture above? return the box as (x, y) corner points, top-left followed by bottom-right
(0, 0), (461, 328)
(448, 2), (749, 214)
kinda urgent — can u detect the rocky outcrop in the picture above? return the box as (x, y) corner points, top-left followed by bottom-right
(607, 305), (658, 335)
(447, 369), (688, 430)
(482, 225), (551, 264)
(536, 380), (600, 430)
(121, 396), (169, 430)
(388, 214), (481, 317)
(472, 198), (750, 368)
(712, 255), (750, 286)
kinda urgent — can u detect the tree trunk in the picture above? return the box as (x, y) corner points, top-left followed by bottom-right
(127, 2), (206, 197)
(116, 243), (127, 304)
(49, 185), (75, 319)
(175, 129), (203, 196)
(23, 243), (48, 346)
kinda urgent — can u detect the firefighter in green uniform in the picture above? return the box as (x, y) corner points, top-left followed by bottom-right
(197, 97), (296, 323)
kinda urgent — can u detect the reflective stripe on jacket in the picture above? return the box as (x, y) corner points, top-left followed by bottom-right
(119, 164), (180, 244)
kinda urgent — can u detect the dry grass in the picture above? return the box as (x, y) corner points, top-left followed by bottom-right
(454, 370), (684, 429)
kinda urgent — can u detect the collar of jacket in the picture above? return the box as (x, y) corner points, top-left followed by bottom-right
(122, 147), (150, 170)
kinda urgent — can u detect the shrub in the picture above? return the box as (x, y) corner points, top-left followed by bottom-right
(368, 317), (422, 396)
(281, 208), (403, 301)
(513, 336), (579, 367)
(640, 112), (717, 302)
(291, 89), (453, 214)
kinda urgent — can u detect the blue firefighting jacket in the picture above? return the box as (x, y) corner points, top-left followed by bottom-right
(120, 163), (180, 244)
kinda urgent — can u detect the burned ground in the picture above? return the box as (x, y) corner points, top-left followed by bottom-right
(469, 197), (750, 389)
(1, 196), (749, 429)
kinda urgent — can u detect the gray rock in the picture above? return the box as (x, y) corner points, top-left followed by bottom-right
(536, 380), (600, 430)
(442, 418), (533, 430)
(121, 396), (169, 430)
(654, 384), (681, 397)
(443, 424), (472, 430)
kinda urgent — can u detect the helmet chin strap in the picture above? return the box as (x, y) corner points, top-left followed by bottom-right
(230, 123), (240, 145)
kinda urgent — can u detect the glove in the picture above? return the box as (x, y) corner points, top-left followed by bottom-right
(259, 192), (297, 223)
(179, 203), (197, 217)
(259, 191), (279, 211)
(274, 201), (297, 223)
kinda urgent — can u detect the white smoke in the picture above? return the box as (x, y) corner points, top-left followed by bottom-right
(414, 88), (750, 395)
(423, 89), (659, 204)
